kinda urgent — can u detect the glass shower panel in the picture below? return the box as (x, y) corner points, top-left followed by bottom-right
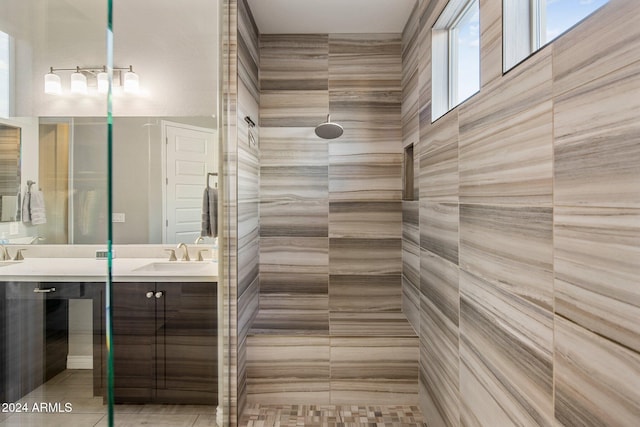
(0, 0), (110, 426)
(109, 0), (222, 424)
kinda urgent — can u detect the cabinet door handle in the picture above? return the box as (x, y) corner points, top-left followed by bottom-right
(154, 291), (164, 299)
(146, 291), (154, 299)
(33, 287), (56, 293)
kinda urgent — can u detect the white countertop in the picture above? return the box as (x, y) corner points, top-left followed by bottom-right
(0, 258), (218, 283)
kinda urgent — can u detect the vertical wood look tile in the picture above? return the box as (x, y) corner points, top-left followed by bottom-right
(555, 206), (640, 353)
(555, 316), (640, 426)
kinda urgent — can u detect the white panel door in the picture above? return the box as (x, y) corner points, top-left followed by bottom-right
(163, 122), (216, 244)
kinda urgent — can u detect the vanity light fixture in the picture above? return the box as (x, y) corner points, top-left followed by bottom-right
(44, 65), (140, 95)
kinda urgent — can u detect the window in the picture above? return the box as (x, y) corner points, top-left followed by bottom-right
(432, 0), (480, 121)
(0, 31), (11, 118)
(504, 0), (609, 71)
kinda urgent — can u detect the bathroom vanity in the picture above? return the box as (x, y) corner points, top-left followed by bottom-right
(0, 257), (218, 405)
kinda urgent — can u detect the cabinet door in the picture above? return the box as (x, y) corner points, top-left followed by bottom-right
(1, 282), (45, 402)
(112, 282), (157, 403)
(156, 282), (217, 404)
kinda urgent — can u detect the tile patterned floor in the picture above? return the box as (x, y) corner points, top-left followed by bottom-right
(239, 404), (426, 427)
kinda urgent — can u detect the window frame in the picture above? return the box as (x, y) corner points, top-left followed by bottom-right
(432, 0), (480, 122)
(503, 0), (609, 72)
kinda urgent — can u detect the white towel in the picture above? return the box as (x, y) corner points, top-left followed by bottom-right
(21, 189), (31, 223)
(29, 190), (46, 225)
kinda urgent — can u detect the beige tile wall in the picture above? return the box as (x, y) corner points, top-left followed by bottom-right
(247, 32), (418, 406)
(402, 0), (640, 426)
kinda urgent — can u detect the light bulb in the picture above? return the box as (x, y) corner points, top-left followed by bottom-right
(123, 67), (139, 94)
(70, 69), (87, 95)
(97, 71), (109, 94)
(44, 71), (61, 95)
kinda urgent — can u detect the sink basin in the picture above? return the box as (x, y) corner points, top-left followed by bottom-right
(133, 261), (214, 273)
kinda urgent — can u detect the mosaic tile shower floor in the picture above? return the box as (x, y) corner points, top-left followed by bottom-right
(239, 404), (425, 427)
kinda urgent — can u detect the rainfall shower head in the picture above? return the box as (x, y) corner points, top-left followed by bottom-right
(315, 114), (343, 139)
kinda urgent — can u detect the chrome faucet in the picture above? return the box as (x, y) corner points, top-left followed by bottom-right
(0, 245), (9, 261)
(194, 236), (204, 245)
(30, 236), (45, 244)
(176, 243), (190, 261)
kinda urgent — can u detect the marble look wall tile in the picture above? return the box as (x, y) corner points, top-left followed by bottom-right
(329, 163), (402, 202)
(462, 47), (552, 121)
(237, 221), (259, 296)
(420, 250), (459, 328)
(554, 316), (640, 426)
(329, 275), (402, 313)
(261, 200), (328, 238)
(419, 118), (458, 202)
(403, 234), (420, 292)
(259, 127), (327, 167)
(260, 34), (328, 91)
(403, 201), (420, 246)
(555, 206), (640, 353)
(553, 0), (640, 96)
(260, 236), (328, 284)
(330, 337), (419, 405)
(402, 275), (420, 336)
(328, 34), (402, 91)
(238, 277), (259, 342)
(459, 100), (553, 205)
(237, 0), (259, 101)
(460, 204), (554, 311)
(260, 166), (328, 201)
(329, 201), (401, 238)
(250, 309), (329, 336)
(419, 201), (459, 265)
(329, 238), (401, 275)
(554, 62), (640, 207)
(460, 271), (554, 427)
(246, 335), (330, 404)
(419, 106), (458, 156)
(479, 0), (502, 87)
(260, 90), (328, 127)
(419, 293), (460, 427)
(330, 312), (416, 337)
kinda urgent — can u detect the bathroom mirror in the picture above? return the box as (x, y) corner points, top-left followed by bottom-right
(0, 123), (21, 223)
(38, 116), (217, 245)
(1, 0), (219, 245)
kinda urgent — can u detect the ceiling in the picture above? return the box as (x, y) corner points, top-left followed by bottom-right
(247, 0), (417, 34)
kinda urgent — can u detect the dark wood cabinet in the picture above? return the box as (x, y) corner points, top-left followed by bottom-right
(112, 282), (217, 404)
(0, 282), (103, 402)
